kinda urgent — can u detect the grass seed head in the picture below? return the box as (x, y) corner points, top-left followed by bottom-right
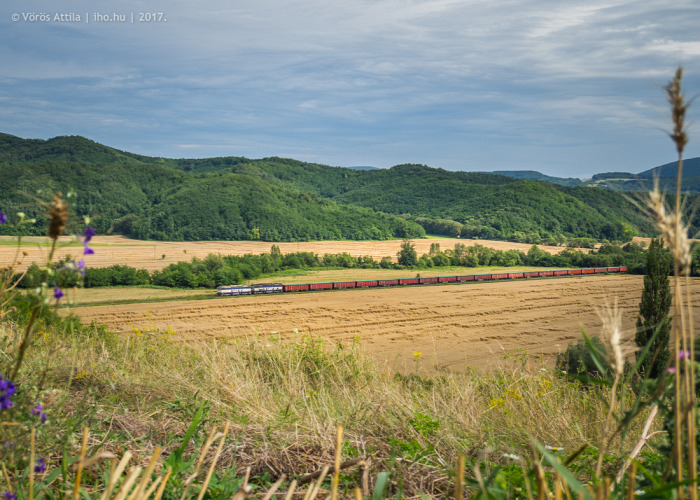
(598, 300), (627, 376)
(666, 67), (689, 155)
(48, 192), (68, 240)
(646, 182), (691, 272)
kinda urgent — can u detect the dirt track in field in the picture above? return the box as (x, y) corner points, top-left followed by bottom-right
(2, 235), (572, 272)
(71, 275), (700, 371)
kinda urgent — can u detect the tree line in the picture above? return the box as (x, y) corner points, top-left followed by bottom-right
(14, 240), (687, 291)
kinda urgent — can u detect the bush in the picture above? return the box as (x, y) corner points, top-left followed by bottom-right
(557, 335), (610, 379)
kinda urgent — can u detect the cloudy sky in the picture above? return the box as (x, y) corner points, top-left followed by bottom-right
(1, 0), (698, 178)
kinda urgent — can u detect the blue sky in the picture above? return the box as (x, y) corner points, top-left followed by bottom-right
(1, 0), (699, 178)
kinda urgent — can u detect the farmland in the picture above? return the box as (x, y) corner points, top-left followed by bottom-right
(1, 235), (573, 272)
(69, 274), (700, 371)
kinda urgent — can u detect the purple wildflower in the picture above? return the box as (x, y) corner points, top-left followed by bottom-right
(0, 212), (6, 224)
(3, 491), (16, 500)
(31, 404), (47, 424)
(678, 350), (691, 360)
(668, 366), (676, 374)
(82, 226), (96, 243)
(0, 377), (16, 410)
(34, 457), (46, 474)
(80, 227), (96, 255)
(53, 287), (64, 300)
(76, 259), (86, 276)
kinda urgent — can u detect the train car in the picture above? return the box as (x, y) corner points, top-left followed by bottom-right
(356, 280), (379, 288)
(218, 265), (629, 297)
(217, 285), (252, 296)
(456, 275), (475, 282)
(419, 277), (439, 285)
(438, 276), (457, 283)
(334, 281), (357, 289)
(378, 279), (400, 287)
(399, 278), (420, 285)
(309, 282), (334, 291)
(283, 283), (309, 292)
(252, 283), (284, 294)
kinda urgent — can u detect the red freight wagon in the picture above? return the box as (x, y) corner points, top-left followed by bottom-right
(356, 280), (379, 287)
(619, 266), (628, 272)
(554, 270), (568, 276)
(399, 278), (420, 285)
(492, 273), (508, 280)
(570, 269), (582, 275)
(541, 271), (555, 277)
(438, 276), (457, 283)
(333, 281), (356, 289)
(507, 272), (524, 279)
(524, 272), (540, 278)
(419, 277), (439, 284)
(594, 268), (607, 274)
(607, 267), (620, 273)
(475, 274), (492, 281)
(378, 279), (400, 287)
(456, 275), (475, 282)
(283, 284), (309, 292)
(309, 282), (333, 290)
(582, 268), (595, 274)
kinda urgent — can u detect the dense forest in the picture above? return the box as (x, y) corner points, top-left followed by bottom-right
(1, 133), (695, 243)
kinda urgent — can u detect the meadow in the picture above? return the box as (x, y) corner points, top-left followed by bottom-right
(0, 69), (697, 499)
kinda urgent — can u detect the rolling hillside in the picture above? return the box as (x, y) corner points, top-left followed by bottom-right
(1, 132), (691, 243)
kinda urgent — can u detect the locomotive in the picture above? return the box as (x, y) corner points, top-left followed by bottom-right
(217, 283), (284, 296)
(216, 266), (627, 296)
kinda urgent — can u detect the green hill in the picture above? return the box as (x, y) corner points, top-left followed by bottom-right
(0, 134), (423, 241)
(1, 133), (690, 243)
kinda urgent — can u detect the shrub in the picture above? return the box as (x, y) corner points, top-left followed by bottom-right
(557, 335), (611, 379)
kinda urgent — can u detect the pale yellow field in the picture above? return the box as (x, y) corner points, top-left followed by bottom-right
(68, 275), (700, 372)
(1, 235), (572, 272)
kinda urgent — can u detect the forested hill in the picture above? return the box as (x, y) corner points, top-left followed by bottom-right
(0, 132), (689, 243)
(0, 134), (423, 241)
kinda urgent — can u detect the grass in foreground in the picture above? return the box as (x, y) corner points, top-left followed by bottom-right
(0, 315), (660, 498)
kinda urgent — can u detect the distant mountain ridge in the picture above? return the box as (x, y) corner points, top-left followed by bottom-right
(483, 157), (700, 193)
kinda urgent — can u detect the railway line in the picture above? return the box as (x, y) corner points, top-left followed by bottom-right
(216, 266), (628, 296)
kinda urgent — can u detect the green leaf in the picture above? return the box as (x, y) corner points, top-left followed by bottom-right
(534, 440), (594, 500)
(581, 328), (608, 379)
(373, 471), (390, 500)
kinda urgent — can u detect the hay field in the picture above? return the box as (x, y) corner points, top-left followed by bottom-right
(1, 235), (571, 272)
(71, 275), (700, 371)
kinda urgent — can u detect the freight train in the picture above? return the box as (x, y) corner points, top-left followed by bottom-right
(216, 266), (627, 296)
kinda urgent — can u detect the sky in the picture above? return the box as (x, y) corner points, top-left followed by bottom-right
(1, 0), (699, 178)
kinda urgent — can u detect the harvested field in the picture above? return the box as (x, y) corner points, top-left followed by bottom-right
(71, 275), (700, 371)
(1, 235), (572, 272)
(64, 287), (209, 306)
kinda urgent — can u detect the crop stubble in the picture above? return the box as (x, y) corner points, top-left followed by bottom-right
(72, 275), (700, 371)
(2, 235), (573, 272)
